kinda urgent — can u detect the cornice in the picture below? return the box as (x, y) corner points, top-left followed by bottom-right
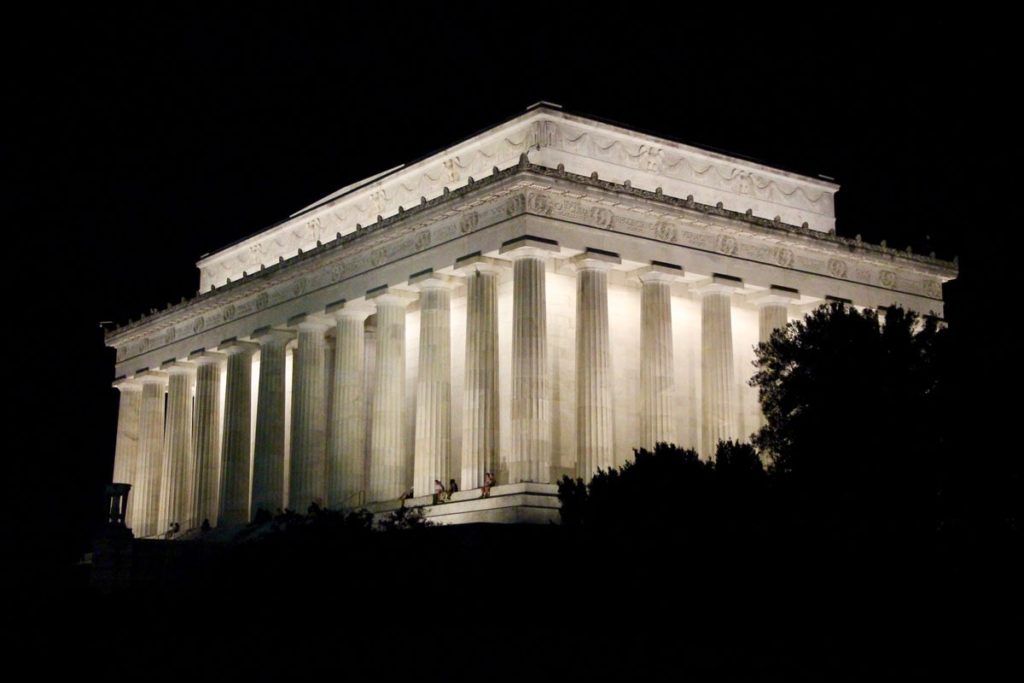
(107, 162), (957, 367)
(521, 165), (954, 274)
(108, 165), (529, 345)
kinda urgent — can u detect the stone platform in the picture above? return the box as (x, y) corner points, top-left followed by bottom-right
(364, 482), (561, 525)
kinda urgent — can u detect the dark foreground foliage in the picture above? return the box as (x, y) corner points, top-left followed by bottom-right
(553, 436), (1020, 679)
(550, 303), (1021, 679)
(23, 303), (1021, 679)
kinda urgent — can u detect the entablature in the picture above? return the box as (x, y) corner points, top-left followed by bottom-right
(107, 163), (956, 378)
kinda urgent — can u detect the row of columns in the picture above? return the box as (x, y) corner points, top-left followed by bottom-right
(111, 245), (797, 536)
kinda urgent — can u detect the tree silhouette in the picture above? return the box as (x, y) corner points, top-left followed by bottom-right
(752, 302), (948, 547)
(558, 440), (771, 544)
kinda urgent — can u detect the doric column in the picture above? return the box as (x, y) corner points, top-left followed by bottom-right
(288, 314), (331, 513)
(218, 341), (257, 526)
(368, 291), (411, 501)
(638, 264), (683, 450)
(112, 378), (141, 527)
(326, 301), (372, 508)
(132, 372), (167, 537)
(696, 275), (743, 458)
(159, 362), (196, 532)
(362, 322), (377, 495)
(455, 257), (502, 490)
(501, 238), (558, 484)
(323, 335), (336, 494)
(411, 274), (456, 497)
(751, 286), (798, 430)
(573, 251), (619, 478)
(189, 351), (224, 528)
(754, 286), (797, 344)
(252, 328), (293, 516)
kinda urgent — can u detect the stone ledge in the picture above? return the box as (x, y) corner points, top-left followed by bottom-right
(363, 483), (561, 525)
(416, 492), (561, 526)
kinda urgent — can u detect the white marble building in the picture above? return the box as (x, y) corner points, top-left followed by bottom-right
(106, 103), (957, 535)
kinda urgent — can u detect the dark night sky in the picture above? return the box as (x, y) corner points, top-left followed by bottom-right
(6, 7), (1011, 566)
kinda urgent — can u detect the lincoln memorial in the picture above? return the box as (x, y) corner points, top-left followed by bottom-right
(104, 103), (957, 536)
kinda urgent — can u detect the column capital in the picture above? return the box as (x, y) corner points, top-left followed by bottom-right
(160, 359), (196, 376)
(748, 285), (800, 307)
(112, 376), (142, 391)
(137, 369), (168, 386)
(325, 297), (375, 320)
(499, 236), (560, 260)
(571, 249), (620, 272)
(452, 253), (506, 275)
(286, 312), (334, 331)
(407, 269), (460, 291)
(693, 274), (744, 296)
(367, 285), (417, 307)
(635, 261), (685, 284)
(188, 349), (227, 365)
(825, 295), (853, 308)
(218, 339), (260, 356)
(250, 327), (295, 346)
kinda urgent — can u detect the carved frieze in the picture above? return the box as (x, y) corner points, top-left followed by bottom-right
(527, 192), (552, 216)
(560, 126), (833, 212)
(717, 235), (738, 256)
(827, 258), (848, 279)
(589, 206), (613, 229)
(505, 194), (525, 217)
(329, 263), (347, 283)
(306, 216), (322, 239)
(611, 213), (648, 234)
(534, 119), (560, 149)
(459, 211), (479, 234)
(111, 174), (951, 367)
(853, 267), (872, 282)
(655, 220), (677, 243)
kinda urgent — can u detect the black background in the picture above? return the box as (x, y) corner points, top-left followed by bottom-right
(6, 7), (1012, 579)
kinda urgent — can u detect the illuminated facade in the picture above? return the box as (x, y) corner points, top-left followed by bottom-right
(105, 104), (957, 535)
